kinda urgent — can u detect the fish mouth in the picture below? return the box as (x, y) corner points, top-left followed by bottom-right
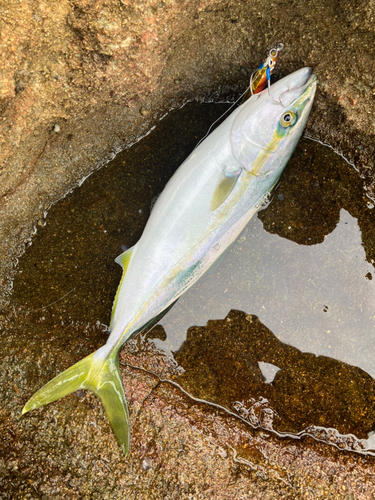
(280, 71), (317, 108)
(290, 69), (317, 93)
(289, 67), (312, 88)
(303, 73), (318, 89)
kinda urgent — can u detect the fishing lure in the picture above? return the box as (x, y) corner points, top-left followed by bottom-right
(242, 43), (284, 104)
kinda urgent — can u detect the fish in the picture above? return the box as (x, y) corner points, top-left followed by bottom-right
(22, 67), (317, 458)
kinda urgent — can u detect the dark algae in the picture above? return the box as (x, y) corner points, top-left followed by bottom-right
(10, 102), (375, 458)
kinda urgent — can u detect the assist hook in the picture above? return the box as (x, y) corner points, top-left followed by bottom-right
(249, 42), (285, 107)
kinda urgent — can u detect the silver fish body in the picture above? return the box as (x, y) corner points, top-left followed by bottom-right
(107, 67), (317, 351)
(23, 67), (317, 457)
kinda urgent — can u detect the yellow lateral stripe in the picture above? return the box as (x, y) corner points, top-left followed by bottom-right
(247, 133), (281, 177)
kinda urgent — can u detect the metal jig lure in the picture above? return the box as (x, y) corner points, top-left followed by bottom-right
(243, 43), (284, 105)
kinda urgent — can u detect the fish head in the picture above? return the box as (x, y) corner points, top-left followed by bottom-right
(231, 67), (317, 184)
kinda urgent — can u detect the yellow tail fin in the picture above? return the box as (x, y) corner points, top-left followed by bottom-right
(22, 348), (130, 457)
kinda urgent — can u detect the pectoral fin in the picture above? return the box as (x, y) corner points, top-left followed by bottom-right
(210, 168), (241, 211)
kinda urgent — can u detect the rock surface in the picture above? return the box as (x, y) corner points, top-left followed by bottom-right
(1, 0), (375, 498)
(1, 307), (375, 499)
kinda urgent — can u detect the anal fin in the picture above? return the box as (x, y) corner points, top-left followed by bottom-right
(115, 246), (135, 269)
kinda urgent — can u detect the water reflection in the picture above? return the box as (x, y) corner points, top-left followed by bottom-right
(158, 208), (375, 378)
(170, 309), (375, 447)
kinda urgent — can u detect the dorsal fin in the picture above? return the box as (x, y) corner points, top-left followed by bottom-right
(115, 246), (134, 269)
(110, 246), (135, 329)
(210, 167), (242, 211)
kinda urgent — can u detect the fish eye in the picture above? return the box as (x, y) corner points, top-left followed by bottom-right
(280, 111), (297, 127)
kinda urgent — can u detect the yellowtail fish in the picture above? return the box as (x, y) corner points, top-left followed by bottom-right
(22, 67), (317, 458)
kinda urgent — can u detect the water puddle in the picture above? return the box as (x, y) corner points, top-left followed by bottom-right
(9, 101), (375, 455)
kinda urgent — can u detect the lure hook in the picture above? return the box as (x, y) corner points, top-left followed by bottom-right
(249, 42), (285, 107)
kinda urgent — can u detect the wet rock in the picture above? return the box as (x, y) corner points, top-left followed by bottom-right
(174, 309), (375, 439)
(1, 309), (375, 498)
(0, 460), (8, 478)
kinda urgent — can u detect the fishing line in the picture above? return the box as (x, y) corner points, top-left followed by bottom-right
(25, 288), (76, 313)
(194, 88), (249, 150)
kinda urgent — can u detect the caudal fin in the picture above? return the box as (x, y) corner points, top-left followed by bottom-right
(22, 348), (130, 457)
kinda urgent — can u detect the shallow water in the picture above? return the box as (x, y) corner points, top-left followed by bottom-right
(11, 101), (375, 454)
